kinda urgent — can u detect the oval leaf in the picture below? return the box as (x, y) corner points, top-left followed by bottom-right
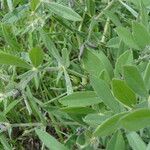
(97, 51), (114, 78)
(115, 50), (133, 77)
(29, 47), (44, 67)
(35, 129), (68, 150)
(2, 5), (29, 24)
(116, 27), (139, 49)
(84, 113), (112, 126)
(59, 91), (102, 107)
(132, 22), (150, 49)
(45, 2), (82, 21)
(0, 52), (31, 69)
(127, 132), (146, 150)
(120, 108), (150, 131)
(112, 79), (137, 107)
(61, 107), (96, 115)
(83, 50), (113, 79)
(93, 112), (127, 137)
(83, 50), (105, 77)
(123, 65), (148, 97)
(106, 131), (125, 150)
(31, 0), (40, 11)
(90, 76), (122, 113)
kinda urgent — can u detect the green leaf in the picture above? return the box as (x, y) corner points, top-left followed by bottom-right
(126, 0), (150, 7)
(35, 129), (68, 150)
(127, 132), (146, 150)
(104, 10), (122, 27)
(39, 29), (62, 63)
(83, 50), (113, 79)
(6, 0), (13, 11)
(29, 47), (44, 67)
(76, 133), (86, 147)
(0, 135), (12, 150)
(106, 131), (125, 150)
(2, 5), (28, 24)
(61, 107), (96, 115)
(0, 52), (31, 69)
(147, 142), (150, 150)
(90, 76), (121, 113)
(26, 87), (46, 124)
(132, 22), (150, 49)
(93, 112), (127, 137)
(86, 0), (95, 16)
(54, 16), (85, 37)
(139, 1), (149, 28)
(116, 27), (139, 49)
(1, 25), (21, 51)
(119, 1), (138, 18)
(83, 50), (105, 77)
(120, 108), (150, 131)
(4, 100), (20, 115)
(107, 37), (120, 48)
(31, 0), (40, 11)
(62, 48), (70, 68)
(59, 91), (102, 107)
(45, 2), (82, 21)
(84, 113), (111, 126)
(0, 113), (8, 122)
(112, 79), (136, 108)
(123, 65), (148, 97)
(63, 68), (73, 95)
(97, 51), (114, 78)
(115, 50), (133, 77)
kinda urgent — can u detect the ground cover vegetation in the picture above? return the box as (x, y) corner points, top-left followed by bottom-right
(0, 0), (150, 149)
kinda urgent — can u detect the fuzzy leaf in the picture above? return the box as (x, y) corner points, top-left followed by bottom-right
(94, 112), (127, 137)
(59, 91), (102, 107)
(35, 129), (68, 150)
(29, 47), (44, 67)
(0, 52), (31, 69)
(132, 22), (150, 49)
(91, 76), (122, 113)
(120, 109), (150, 131)
(116, 27), (139, 49)
(45, 2), (82, 21)
(123, 65), (148, 97)
(112, 79), (136, 107)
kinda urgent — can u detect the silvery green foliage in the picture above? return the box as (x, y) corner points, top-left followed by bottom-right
(0, 0), (150, 149)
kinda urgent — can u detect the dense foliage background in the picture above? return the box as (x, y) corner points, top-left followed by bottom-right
(0, 0), (150, 149)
